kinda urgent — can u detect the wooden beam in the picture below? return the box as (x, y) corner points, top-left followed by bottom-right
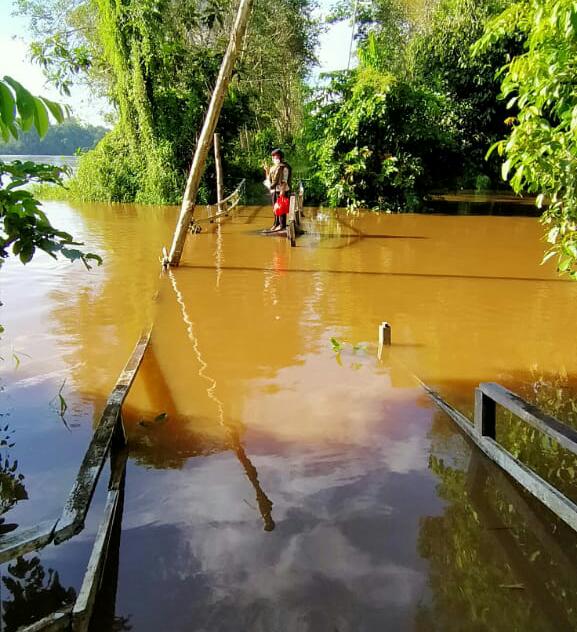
(377, 321), (391, 360)
(72, 488), (122, 632)
(55, 330), (151, 544)
(475, 387), (496, 439)
(0, 519), (56, 565)
(20, 608), (72, 632)
(168, 0), (254, 266)
(479, 382), (577, 456)
(214, 132), (225, 215)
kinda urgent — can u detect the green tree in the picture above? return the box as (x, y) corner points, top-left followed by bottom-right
(306, 0), (519, 209)
(16, 0), (319, 204)
(474, 0), (577, 277)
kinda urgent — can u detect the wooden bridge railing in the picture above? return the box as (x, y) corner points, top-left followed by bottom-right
(378, 322), (577, 534)
(422, 378), (577, 533)
(6, 330), (152, 632)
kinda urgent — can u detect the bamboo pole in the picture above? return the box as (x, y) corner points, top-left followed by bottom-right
(214, 133), (225, 215)
(168, 0), (254, 266)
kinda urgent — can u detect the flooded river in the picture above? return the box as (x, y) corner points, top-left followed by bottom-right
(1, 200), (577, 630)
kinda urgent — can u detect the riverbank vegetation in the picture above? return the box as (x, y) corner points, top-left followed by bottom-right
(16, 0), (317, 204)
(306, 0), (522, 210)
(0, 119), (107, 155)
(13, 0), (577, 272)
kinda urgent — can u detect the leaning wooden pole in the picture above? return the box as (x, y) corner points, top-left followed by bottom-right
(214, 133), (225, 214)
(168, 0), (254, 266)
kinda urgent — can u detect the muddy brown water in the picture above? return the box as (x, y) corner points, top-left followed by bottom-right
(1, 201), (577, 630)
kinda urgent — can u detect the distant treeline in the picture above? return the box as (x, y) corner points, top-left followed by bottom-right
(0, 119), (107, 156)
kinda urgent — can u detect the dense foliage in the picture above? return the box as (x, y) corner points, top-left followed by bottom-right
(0, 119), (107, 155)
(305, 0), (520, 210)
(0, 76), (100, 267)
(18, 0), (318, 204)
(475, 0), (577, 276)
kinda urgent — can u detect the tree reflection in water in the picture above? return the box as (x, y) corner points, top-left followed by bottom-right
(0, 423), (27, 535)
(417, 409), (577, 631)
(2, 556), (76, 631)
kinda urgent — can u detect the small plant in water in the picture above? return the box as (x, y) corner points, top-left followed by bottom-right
(330, 337), (344, 352)
(330, 337), (367, 354)
(330, 337), (368, 370)
(49, 380), (70, 430)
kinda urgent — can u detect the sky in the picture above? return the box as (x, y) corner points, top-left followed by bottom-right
(0, 0), (354, 127)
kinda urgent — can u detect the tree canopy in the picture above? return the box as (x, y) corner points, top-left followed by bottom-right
(17, 0), (319, 203)
(305, 0), (520, 210)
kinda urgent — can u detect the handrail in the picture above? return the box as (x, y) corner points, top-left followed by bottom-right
(0, 329), (150, 561)
(190, 179), (246, 226)
(477, 382), (577, 457)
(423, 378), (577, 533)
(379, 322), (577, 535)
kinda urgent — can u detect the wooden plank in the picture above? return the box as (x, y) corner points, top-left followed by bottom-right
(298, 182), (304, 217)
(479, 382), (577, 456)
(261, 229), (287, 237)
(108, 445), (128, 492)
(0, 519), (56, 564)
(418, 382), (478, 442)
(20, 608), (72, 632)
(55, 330), (151, 544)
(288, 195), (296, 223)
(72, 489), (120, 632)
(168, 0), (255, 266)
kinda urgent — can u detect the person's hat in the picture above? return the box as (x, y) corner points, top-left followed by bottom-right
(271, 148), (284, 158)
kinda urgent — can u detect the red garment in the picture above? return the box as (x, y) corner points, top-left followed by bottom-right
(274, 195), (290, 216)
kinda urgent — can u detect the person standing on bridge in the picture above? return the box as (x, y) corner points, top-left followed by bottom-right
(264, 148), (291, 232)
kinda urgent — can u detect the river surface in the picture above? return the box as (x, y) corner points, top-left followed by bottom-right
(1, 200), (577, 630)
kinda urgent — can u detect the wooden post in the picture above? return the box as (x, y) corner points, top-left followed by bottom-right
(377, 321), (391, 359)
(474, 388), (497, 439)
(168, 0), (254, 266)
(214, 132), (225, 215)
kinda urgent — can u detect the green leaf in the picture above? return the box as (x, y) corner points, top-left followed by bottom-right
(330, 337), (343, 352)
(4, 76), (35, 132)
(0, 121), (9, 142)
(0, 81), (15, 127)
(33, 98), (49, 138)
(40, 97), (65, 124)
(558, 256), (572, 272)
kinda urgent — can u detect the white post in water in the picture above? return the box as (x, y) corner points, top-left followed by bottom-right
(378, 321), (391, 359)
(168, 0), (254, 266)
